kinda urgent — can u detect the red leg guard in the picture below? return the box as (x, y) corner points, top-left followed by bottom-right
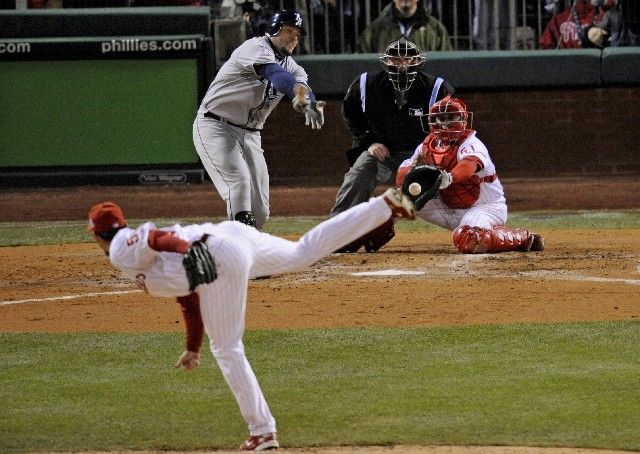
(452, 225), (492, 253)
(453, 225), (544, 253)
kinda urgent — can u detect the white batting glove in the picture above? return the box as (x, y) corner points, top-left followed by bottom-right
(439, 171), (453, 189)
(304, 101), (325, 130)
(175, 350), (201, 371)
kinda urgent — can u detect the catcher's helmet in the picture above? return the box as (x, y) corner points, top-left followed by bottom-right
(379, 38), (425, 92)
(427, 95), (473, 142)
(266, 9), (306, 37)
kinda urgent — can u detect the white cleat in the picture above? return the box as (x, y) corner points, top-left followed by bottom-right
(239, 432), (279, 451)
(382, 188), (416, 220)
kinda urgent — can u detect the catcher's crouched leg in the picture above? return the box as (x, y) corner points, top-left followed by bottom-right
(335, 217), (396, 253)
(453, 225), (544, 253)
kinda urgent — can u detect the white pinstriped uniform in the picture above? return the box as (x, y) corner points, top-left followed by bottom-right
(193, 36), (309, 228)
(108, 195), (394, 435)
(400, 131), (507, 231)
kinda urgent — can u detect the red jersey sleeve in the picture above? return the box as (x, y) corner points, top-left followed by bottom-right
(148, 230), (190, 254)
(176, 293), (204, 353)
(451, 157), (482, 184)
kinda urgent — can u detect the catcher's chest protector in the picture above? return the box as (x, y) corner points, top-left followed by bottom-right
(422, 136), (482, 209)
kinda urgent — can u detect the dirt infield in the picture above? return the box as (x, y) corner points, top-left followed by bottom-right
(2, 229), (639, 333)
(1, 178), (639, 453)
(1, 176), (639, 333)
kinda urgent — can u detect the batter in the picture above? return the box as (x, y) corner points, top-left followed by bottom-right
(193, 9), (325, 229)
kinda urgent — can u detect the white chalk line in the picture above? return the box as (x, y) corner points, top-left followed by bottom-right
(516, 270), (640, 285)
(351, 269), (427, 276)
(0, 289), (143, 306)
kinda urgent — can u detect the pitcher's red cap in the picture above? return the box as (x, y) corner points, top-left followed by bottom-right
(87, 202), (126, 234)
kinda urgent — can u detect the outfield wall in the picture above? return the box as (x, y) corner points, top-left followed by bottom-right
(0, 8), (638, 187)
(263, 86), (640, 185)
(265, 49), (640, 185)
(0, 8), (213, 186)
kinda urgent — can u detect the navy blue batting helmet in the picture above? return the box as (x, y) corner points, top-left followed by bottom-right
(266, 9), (306, 37)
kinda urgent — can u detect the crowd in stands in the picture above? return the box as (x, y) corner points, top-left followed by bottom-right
(2, 0), (638, 51)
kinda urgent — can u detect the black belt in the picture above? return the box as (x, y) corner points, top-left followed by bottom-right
(204, 112), (261, 132)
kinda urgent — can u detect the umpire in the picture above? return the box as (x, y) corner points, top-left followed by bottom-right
(330, 37), (454, 253)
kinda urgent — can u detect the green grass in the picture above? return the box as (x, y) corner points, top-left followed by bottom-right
(2, 210), (640, 246)
(1, 322), (640, 452)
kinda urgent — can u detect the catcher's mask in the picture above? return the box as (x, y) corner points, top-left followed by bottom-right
(265, 9), (306, 37)
(379, 38), (425, 93)
(424, 95), (473, 143)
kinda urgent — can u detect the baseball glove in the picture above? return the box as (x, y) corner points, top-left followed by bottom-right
(183, 239), (217, 292)
(401, 165), (443, 211)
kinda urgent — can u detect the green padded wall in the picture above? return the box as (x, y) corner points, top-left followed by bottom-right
(0, 58), (199, 166)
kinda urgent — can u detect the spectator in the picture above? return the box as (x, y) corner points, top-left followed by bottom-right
(193, 9), (325, 229)
(472, 0), (515, 50)
(540, 0), (596, 48)
(359, 0), (453, 53)
(330, 38), (454, 253)
(224, 0), (311, 44)
(588, 0), (638, 47)
(21, 0), (70, 6)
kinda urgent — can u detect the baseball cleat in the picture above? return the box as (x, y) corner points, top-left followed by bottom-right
(382, 188), (416, 220)
(523, 232), (545, 252)
(239, 432), (279, 451)
(528, 233), (545, 251)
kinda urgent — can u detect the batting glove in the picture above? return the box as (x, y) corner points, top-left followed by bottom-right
(304, 101), (326, 130)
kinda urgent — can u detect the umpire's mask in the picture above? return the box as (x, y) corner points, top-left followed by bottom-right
(380, 38), (425, 93)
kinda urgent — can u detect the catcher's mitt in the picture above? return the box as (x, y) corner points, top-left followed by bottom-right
(183, 238), (217, 292)
(401, 165), (443, 211)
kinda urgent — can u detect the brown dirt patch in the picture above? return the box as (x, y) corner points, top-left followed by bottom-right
(1, 230), (639, 333)
(1, 178), (639, 454)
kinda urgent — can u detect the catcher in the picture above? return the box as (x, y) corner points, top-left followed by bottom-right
(396, 95), (545, 253)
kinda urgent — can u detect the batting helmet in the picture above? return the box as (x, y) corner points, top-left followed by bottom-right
(379, 38), (425, 92)
(266, 9), (306, 37)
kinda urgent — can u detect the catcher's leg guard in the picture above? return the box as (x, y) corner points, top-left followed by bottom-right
(453, 225), (544, 253)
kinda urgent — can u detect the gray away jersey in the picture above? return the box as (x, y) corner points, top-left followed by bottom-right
(199, 36), (309, 129)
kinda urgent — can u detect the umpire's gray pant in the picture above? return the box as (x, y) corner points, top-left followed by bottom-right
(330, 151), (408, 217)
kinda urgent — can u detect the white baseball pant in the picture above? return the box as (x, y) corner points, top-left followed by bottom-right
(196, 195), (394, 435)
(418, 196), (507, 230)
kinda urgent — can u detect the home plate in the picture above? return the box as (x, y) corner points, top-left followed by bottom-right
(350, 269), (426, 277)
